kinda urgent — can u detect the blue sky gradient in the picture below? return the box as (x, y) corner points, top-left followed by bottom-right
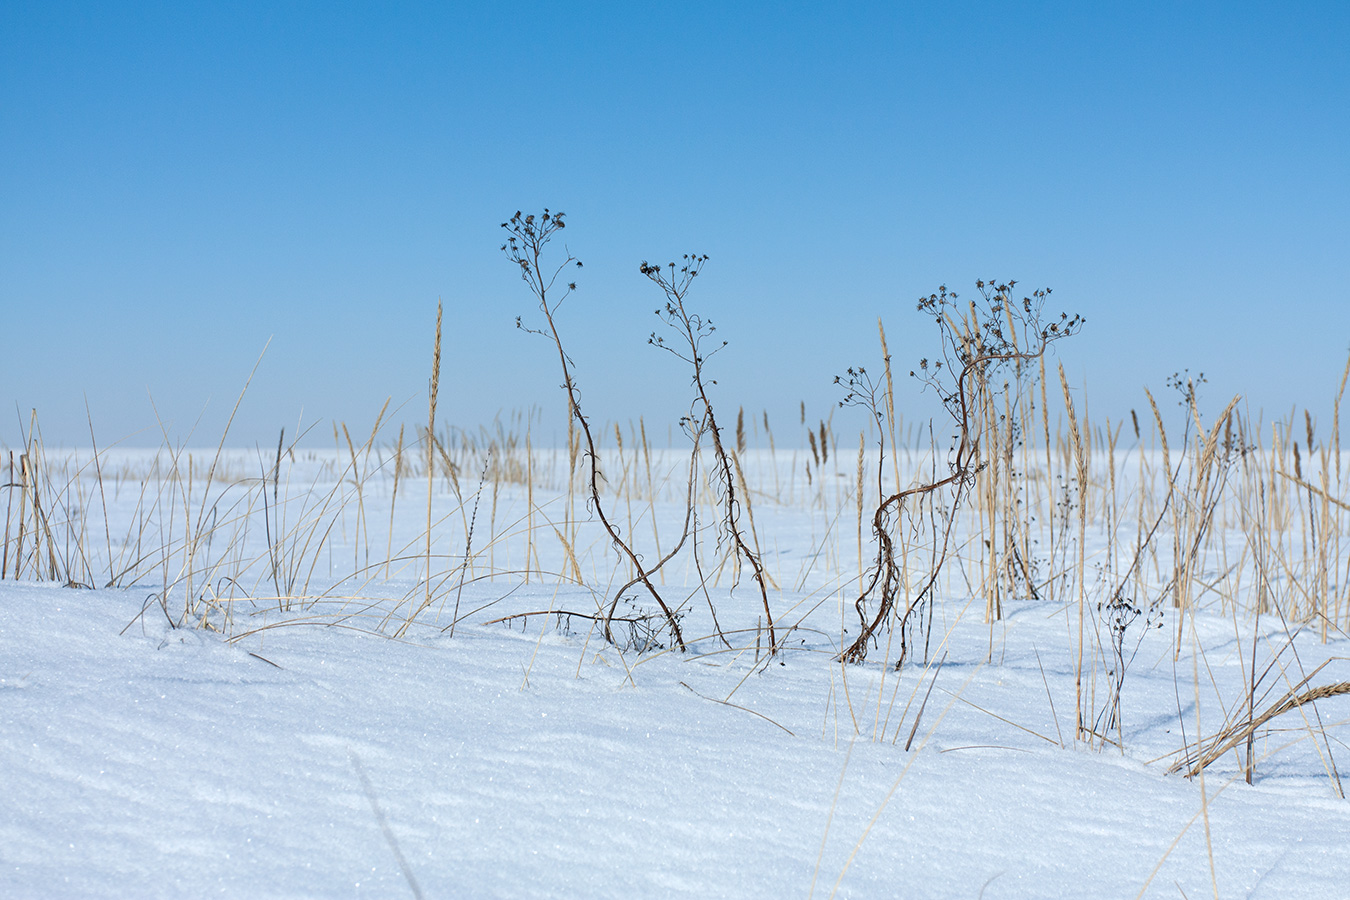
(3, 1), (1348, 448)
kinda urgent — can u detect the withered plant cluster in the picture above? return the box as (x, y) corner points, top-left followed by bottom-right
(501, 210), (774, 652)
(837, 281), (1083, 668)
(5, 210), (1350, 790)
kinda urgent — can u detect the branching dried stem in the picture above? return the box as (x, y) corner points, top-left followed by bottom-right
(645, 254), (778, 654)
(838, 281), (1082, 667)
(503, 210), (687, 651)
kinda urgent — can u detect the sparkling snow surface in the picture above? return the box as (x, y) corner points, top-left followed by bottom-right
(3, 448), (1349, 898)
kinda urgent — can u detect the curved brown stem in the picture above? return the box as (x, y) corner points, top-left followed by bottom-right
(504, 211), (687, 651)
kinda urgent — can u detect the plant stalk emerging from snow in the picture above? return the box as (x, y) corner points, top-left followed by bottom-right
(645, 254), (777, 654)
(503, 210), (687, 651)
(839, 281), (1082, 668)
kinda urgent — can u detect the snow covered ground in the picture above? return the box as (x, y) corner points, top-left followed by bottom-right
(3, 446), (1350, 898)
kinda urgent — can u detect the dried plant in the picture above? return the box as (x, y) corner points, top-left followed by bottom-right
(645, 254), (777, 653)
(504, 210), (686, 650)
(838, 280), (1082, 667)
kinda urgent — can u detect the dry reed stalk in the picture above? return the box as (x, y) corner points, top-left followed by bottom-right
(385, 424), (405, 580)
(2, 451), (13, 578)
(1059, 363), (1088, 741)
(84, 403), (114, 587)
(639, 418), (662, 583)
(429, 433), (461, 499)
(1316, 447), (1332, 639)
(29, 416), (64, 581)
(22, 452), (39, 580)
(1015, 387), (1041, 601)
(878, 320), (901, 496)
(1143, 386), (1182, 624)
(731, 447), (777, 589)
(183, 454), (194, 618)
(565, 398), (578, 569)
(1039, 355), (1054, 605)
(260, 429), (283, 591)
(1169, 395), (1240, 649)
(856, 432), (865, 593)
(526, 430), (536, 583)
(613, 422), (638, 584)
(763, 410), (781, 500)
(977, 397), (995, 621)
(999, 392), (1016, 603)
(411, 300), (441, 634)
(1106, 417), (1119, 581)
(1334, 352), (1349, 625)
(1244, 494), (1266, 782)
(331, 424), (348, 551)
(1133, 410), (1151, 602)
(1260, 421), (1281, 613)
(340, 423), (366, 577)
(985, 385), (1003, 622)
(551, 525), (584, 584)
(14, 453), (30, 579)
(355, 402), (391, 576)
(489, 457), (501, 574)
(1293, 440), (1311, 587)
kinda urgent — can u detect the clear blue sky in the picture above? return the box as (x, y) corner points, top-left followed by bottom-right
(3, 1), (1347, 449)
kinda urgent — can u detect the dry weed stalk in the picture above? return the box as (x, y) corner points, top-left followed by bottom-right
(645, 254), (777, 653)
(504, 210), (686, 650)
